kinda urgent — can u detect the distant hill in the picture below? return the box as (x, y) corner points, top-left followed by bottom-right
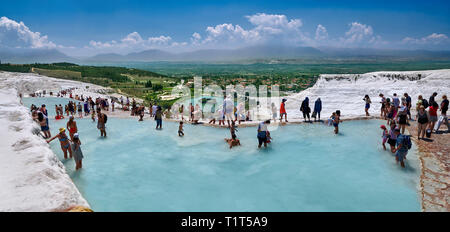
(2, 45), (450, 64)
(317, 47), (450, 59)
(0, 48), (76, 64)
(85, 45), (325, 62)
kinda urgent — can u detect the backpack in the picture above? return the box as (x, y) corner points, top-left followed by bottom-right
(403, 135), (412, 150)
(103, 114), (108, 123)
(422, 99), (429, 108)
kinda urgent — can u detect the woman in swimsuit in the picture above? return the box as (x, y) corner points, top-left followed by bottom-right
(47, 128), (73, 159)
(67, 115), (78, 140)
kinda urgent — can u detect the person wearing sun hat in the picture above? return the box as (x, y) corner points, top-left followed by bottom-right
(47, 127), (73, 159)
(71, 133), (84, 170)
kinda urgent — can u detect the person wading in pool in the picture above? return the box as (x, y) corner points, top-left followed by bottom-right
(155, 106), (163, 130)
(37, 111), (51, 139)
(97, 110), (107, 137)
(225, 136), (241, 149)
(257, 120), (271, 148)
(178, 121), (184, 136)
(387, 123), (398, 153)
(67, 115), (78, 140)
(392, 128), (410, 168)
(47, 127), (73, 159)
(333, 110), (342, 134)
(71, 133), (84, 171)
(380, 125), (388, 150)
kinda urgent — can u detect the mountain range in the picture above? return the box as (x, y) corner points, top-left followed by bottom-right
(1, 45), (450, 64)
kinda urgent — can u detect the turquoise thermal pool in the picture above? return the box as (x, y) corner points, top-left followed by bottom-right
(23, 97), (421, 212)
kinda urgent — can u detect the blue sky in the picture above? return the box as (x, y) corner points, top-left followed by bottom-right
(0, 0), (449, 56)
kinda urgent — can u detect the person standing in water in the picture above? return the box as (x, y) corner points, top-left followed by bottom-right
(155, 106), (163, 130)
(47, 128), (73, 159)
(97, 111), (107, 137)
(71, 133), (84, 171)
(178, 121), (184, 136)
(363, 95), (371, 116)
(387, 123), (398, 153)
(67, 115), (78, 140)
(380, 125), (388, 150)
(313, 98), (322, 122)
(280, 99), (288, 123)
(257, 120), (271, 148)
(83, 100), (89, 116)
(37, 111), (51, 139)
(393, 128), (410, 168)
(77, 102), (83, 118)
(333, 110), (341, 134)
(230, 120), (238, 140)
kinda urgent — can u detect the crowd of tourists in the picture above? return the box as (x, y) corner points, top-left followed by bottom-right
(28, 87), (449, 169)
(376, 92), (449, 168)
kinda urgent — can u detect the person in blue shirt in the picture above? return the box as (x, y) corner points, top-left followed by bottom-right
(393, 128), (408, 168)
(313, 98), (322, 122)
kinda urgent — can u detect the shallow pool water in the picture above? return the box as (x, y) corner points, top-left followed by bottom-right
(23, 98), (421, 212)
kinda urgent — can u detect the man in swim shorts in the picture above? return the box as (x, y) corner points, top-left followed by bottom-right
(97, 111), (107, 137)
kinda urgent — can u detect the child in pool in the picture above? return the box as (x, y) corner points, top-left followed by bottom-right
(327, 112), (336, 126)
(178, 122), (184, 136)
(71, 133), (84, 170)
(225, 136), (241, 149)
(266, 131), (272, 144)
(380, 125), (388, 150)
(91, 109), (96, 122)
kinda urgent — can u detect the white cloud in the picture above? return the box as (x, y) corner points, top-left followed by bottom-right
(402, 33), (449, 45)
(338, 22), (385, 47)
(87, 32), (176, 53)
(315, 24), (328, 41)
(0, 16), (57, 48)
(246, 13), (302, 33)
(198, 13), (308, 48)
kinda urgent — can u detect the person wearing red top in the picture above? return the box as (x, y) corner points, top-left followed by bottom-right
(428, 102), (439, 132)
(280, 99), (288, 123)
